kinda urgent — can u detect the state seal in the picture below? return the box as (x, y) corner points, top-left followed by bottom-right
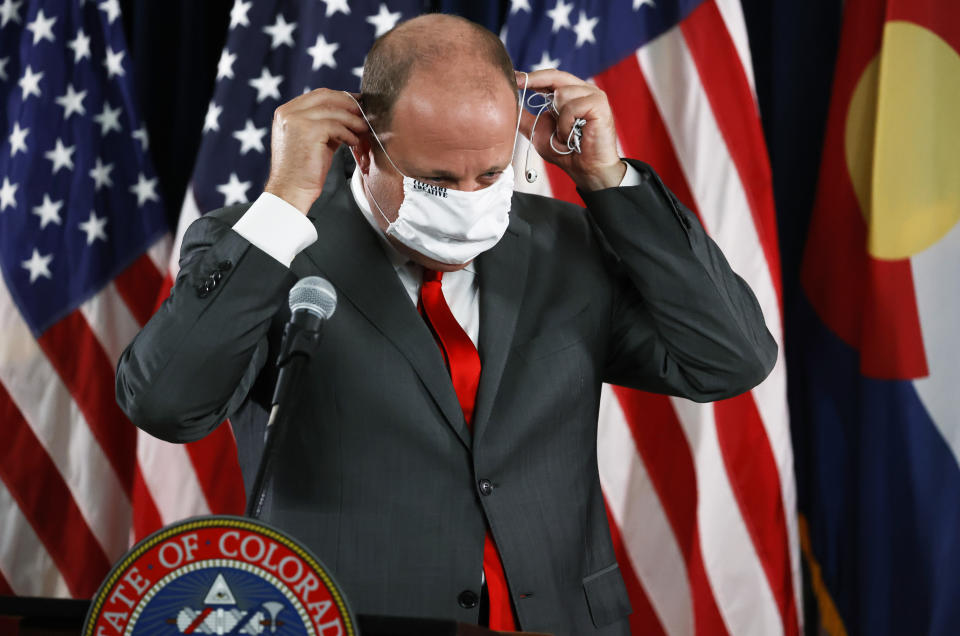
(83, 516), (356, 635)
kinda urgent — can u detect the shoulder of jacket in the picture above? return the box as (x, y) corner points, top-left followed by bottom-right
(512, 190), (589, 231)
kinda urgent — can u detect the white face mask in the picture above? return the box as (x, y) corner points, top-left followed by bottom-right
(345, 83), (527, 265)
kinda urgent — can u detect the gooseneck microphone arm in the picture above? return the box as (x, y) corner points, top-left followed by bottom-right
(246, 276), (337, 519)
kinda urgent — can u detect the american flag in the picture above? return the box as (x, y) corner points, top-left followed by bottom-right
(505, 1), (800, 635)
(0, 0), (248, 597)
(1, 3), (799, 632)
(0, 0), (166, 596)
(175, 0), (421, 252)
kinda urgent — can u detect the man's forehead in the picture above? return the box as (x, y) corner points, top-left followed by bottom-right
(391, 65), (516, 123)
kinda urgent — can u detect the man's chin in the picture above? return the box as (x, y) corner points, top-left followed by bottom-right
(387, 236), (473, 272)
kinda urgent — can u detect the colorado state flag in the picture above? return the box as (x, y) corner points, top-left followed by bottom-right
(797, 0), (960, 634)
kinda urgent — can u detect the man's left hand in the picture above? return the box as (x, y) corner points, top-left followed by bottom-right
(516, 69), (626, 191)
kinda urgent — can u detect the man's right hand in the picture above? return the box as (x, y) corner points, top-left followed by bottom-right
(264, 89), (368, 215)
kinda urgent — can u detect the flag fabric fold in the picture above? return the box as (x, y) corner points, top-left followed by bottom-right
(798, 0), (960, 633)
(0, 0), (170, 597)
(505, 1), (799, 634)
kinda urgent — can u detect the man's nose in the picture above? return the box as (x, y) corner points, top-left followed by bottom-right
(454, 180), (491, 193)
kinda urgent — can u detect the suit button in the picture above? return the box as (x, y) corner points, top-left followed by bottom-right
(211, 270), (222, 283)
(197, 282), (212, 298)
(457, 590), (479, 609)
(218, 260), (232, 271)
(478, 479), (493, 496)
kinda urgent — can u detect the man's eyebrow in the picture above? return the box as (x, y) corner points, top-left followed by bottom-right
(419, 170), (459, 179)
(418, 165), (508, 179)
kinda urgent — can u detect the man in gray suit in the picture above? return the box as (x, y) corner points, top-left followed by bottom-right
(117, 14), (776, 635)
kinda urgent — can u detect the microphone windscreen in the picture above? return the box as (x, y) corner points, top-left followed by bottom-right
(288, 276), (337, 320)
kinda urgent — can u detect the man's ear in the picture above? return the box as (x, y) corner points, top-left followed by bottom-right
(352, 133), (373, 175)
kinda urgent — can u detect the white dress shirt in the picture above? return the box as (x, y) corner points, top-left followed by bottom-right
(231, 161), (643, 348)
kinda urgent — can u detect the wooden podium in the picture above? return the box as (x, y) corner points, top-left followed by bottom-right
(0, 595), (550, 635)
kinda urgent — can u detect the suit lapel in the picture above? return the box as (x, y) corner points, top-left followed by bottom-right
(300, 151), (472, 449)
(472, 208), (531, 444)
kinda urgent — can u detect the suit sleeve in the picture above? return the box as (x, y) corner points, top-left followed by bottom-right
(115, 208), (296, 442)
(581, 159), (778, 402)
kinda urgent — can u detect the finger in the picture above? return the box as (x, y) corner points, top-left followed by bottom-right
(288, 88), (363, 116)
(554, 94), (604, 144)
(552, 85), (597, 114)
(519, 68), (589, 93)
(327, 123), (361, 148)
(291, 107), (368, 134)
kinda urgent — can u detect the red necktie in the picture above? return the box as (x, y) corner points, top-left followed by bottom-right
(419, 269), (517, 631)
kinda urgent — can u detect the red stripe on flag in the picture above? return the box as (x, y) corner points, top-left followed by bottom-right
(38, 312), (136, 492)
(0, 384), (111, 598)
(714, 394), (799, 636)
(37, 312), (137, 492)
(153, 273), (174, 314)
(604, 497), (668, 636)
(37, 311), (164, 529)
(681, 0), (783, 305)
(613, 387), (731, 636)
(543, 162), (582, 206)
(114, 254), (165, 327)
(595, 55), (701, 217)
(132, 463), (165, 541)
(184, 422), (246, 515)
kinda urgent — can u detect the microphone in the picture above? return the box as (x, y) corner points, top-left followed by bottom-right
(271, 277), (337, 408)
(246, 276), (337, 519)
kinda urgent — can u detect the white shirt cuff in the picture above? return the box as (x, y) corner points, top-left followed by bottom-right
(232, 192), (318, 267)
(619, 162), (643, 187)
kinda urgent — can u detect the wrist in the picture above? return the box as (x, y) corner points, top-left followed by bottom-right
(572, 160), (628, 191)
(263, 179), (318, 215)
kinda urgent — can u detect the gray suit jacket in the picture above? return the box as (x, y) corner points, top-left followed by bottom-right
(116, 149), (776, 634)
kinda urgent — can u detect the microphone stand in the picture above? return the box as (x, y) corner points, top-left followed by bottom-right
(245, 318), (325, 519)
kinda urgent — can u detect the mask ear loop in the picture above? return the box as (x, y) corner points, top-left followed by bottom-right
(342, 91), (403, 227)
(342, 91), (407, 179)
(521, 90), (586, 183)
(522, 92), (552, 183)
(514, 71), (528, 153)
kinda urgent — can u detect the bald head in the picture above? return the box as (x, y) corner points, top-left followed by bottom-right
(360, 14), (518, 130)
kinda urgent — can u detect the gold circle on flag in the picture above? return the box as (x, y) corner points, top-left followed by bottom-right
(844, 20), (960, 260)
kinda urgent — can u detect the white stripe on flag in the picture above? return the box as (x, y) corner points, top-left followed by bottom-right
(80, 283), (142, 366)
(598, 385), (694, 636)
(0, 477), (71, 597)
(0, 284), (131, 563)
(712, 0), (757, 99)
(912, 218), (960, 465)
(136, 431), (212, 525)
(147, 233), (173, 277)
(169, 185), (203, 278)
